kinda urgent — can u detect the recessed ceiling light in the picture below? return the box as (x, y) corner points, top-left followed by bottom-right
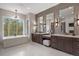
(68, 7), (73, 9)
(62, 17), (64, 18)
(72, 12), (74, 14)
(27, 7), (31, 10)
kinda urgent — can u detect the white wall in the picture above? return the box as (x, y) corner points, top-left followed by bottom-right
(26, 13), (36, 33)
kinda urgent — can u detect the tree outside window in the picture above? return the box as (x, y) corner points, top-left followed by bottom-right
(4, 18), (24, 37)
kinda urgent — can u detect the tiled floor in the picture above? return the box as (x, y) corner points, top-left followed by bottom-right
(0, 42), (72, 56)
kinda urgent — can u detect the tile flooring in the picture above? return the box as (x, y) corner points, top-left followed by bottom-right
(0, 42), (72, 56)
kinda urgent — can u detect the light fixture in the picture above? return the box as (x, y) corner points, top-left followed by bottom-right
(34, 21), (36, 25)
(27, 7), (31, 10)
(33, 26), (37, 32)
(72, 11), (74, 14)
(15, 9), (18, 18)
(55, 18), (59, 27)
(39, 17), (43, 23)
(12, 9), (19, 19)
(77, 19), (79, 26)
(62, 17), (64, 19)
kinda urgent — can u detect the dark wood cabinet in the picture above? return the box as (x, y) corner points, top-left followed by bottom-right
(32, 34), (37, 42)
(57, 36), (64, 51)
(73, 39), (79, 55)
(32, 33), (79, 55)
(50, 36), (58, 49)
(50, 36), (74, 55)
(32, 34), (43, 44)
(63, 37), (73, 53)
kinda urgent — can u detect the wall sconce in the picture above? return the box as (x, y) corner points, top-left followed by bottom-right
(33, 26), (37, 33)
(77, 19), (79, 26)
(34, 21), (36, 25)
(55, 18), (59, 27)
(39, 16), (43, 24)
(33, 21), (37, 33)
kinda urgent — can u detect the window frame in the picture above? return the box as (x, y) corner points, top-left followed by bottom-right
(2, 16), (25, 38)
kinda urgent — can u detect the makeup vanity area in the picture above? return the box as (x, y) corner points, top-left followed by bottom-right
(32, 4), (79, 55)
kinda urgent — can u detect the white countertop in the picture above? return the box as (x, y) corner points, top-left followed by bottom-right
(33, 33), (79, 38)
(43, 35), (51, 37)
(42, 34), (79, 38)
(51, 34), (79, 38)
(33, 33), (49, 35)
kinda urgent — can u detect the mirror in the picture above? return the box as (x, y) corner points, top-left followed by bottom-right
(37, 13), (54, 33)
(59, 7), (74, 35)
(38, 16), (44, 33)
(46, 13), (54, 34)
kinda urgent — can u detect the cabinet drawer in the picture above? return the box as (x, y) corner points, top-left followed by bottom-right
(73, 42), (79, 48)
(51, 43), (57, 48)
(73, 48), (79, 56)
(75, 38), (79, 42)
(51, 39), (57, 42)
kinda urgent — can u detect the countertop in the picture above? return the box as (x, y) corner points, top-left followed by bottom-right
(43, 34), (79, 38)
(33, 33), (50, 35)
(51, 34), (79, 38)
(33, 33), (79, 38)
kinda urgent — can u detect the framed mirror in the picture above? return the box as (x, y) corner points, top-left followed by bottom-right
(46, 13), (54, 34)
(59, 7), (74, 35)
(38, 16), (44, 33)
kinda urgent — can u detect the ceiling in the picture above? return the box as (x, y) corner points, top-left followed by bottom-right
(0, 3), (59, 15)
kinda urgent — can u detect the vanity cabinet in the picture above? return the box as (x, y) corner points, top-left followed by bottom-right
(57, 36), (64, 51)
(32, 34), (37, 42)
(50, 36), (73, 54)
(32, 34), (43, 44)
(32, 33), (79, 55)
(63, 37), (73, 53)
(50, 36), (58, 49)
(73, 38), (79, 55)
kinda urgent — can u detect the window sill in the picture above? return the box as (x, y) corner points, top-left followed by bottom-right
(3, 35), (27, 39)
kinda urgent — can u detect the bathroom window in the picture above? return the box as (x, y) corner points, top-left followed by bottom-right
(3, 18), (24, 37)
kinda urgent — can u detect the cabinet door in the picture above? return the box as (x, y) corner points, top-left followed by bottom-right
(50, 36), (58, 49)
(38, 34), (43, 44)
(63, 37), (73, 53)
(57, 36), (64, 50)
(32, 34), (42, 44)
(32, 34), (37, 42)
(34, 34), (42, 44)
(73, 39), (79, 55)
